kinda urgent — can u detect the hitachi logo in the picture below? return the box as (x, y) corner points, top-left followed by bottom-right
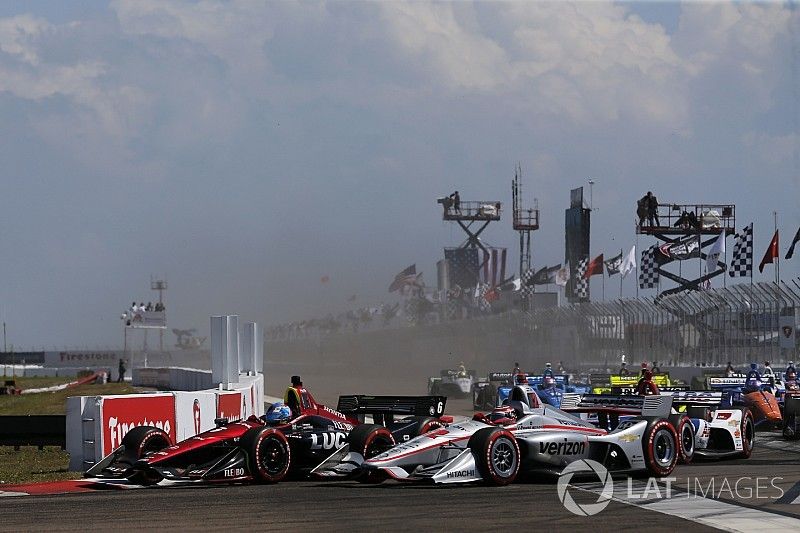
(446, 469), (475, 478)
(539, 439), (585, 456)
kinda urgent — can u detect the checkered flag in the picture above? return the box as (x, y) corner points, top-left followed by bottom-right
(520, 269), (535, 298)
(728, 222), (753, 278)
(574, 258), (589, 298)
(639, 245), (659, 289)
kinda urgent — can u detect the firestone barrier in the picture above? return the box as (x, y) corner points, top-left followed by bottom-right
(66, 373), (264, 471)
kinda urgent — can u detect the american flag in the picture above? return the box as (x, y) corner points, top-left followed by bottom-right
(480, 247), (507, 286)
(388, 264), (417, 292)
(445, 248), (480, 288)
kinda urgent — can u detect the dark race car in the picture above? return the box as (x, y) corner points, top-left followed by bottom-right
(86, 384), (448, 485)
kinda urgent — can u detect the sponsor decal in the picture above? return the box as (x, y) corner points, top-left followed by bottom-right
(539, 439), (586, 456)
(224, 467), (245, 478)
(446, 469), (475, 479)
(310, 432), (347, 450)
(103, 395), (176, 455)
(618, 434), (639, 443)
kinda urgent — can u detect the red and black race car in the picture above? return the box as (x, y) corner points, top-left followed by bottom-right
(86, 383), (449, 485)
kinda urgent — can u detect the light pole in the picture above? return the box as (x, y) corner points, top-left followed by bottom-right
(588, 179), (595, 211)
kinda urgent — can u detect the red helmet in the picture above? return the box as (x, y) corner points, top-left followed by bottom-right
(489, 405), (518, 425)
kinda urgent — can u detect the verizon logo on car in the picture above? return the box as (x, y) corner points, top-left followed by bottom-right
(101, 395), (176, 455)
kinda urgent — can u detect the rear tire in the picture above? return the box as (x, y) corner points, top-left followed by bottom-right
(668, 414), (695, 464)
(736, 408), (755, 458)
(469, 427), (520, 486)
(347, 424), (395, 484)
(121, 426), (171, 486)
(641, 419), (678, 477)
(414, 417), (443, 436)
(241, 427), (291, 483)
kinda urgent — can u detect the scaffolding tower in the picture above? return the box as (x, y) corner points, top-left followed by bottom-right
(512, 163), (540, 276)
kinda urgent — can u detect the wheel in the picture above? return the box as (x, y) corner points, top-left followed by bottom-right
(121, 426), (171, 486)
(736, 408), (755, 458)
(347, 424), (395, 484)
(241, 427), (291, 483)
(641, 419), (678, 477)
(668, 414), (695, 464)
(414, 417), (444, 436)
(469, 427), (520, 486)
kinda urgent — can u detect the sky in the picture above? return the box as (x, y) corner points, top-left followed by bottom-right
(0, 1), (798, 350)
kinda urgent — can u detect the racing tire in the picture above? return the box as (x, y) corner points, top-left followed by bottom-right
(736, 408), (755, 458)
(414, 417), (444, 436)
(241, 427), (291, 483)
(783, 396), (800, 440)
(121, 426), (172, 486)
(641, 419), (678, 477)
(469, 427), (520, 486)
(348, 424), (395, 484)
(668, 414), (695, 464)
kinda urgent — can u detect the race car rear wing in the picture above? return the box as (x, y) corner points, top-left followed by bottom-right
(560, 393), (673, 418)
(610, 386), (689, 395)
(336, 395), (447, 423)
(706, 376), (747, 389)
(665, 391), (724, 406)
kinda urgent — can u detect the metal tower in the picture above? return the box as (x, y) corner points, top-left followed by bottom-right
(512, 163), (540, 276)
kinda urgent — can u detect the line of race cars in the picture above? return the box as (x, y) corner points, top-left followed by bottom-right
(86, 366), (800, 488)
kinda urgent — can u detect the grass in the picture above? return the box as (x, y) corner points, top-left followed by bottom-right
(0, 447), (74, 485)
(0, 376), (157, 483)
(0, 376), (152, 415)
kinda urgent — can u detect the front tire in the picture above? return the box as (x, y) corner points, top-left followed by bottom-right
(736, 408), (755, 458)
(642, 419), (678, 477)
(469, 427), (520, 486)
(669, 414), (695, 464)
(241, 427), (291, 483)
(121, 426), (172, 486)
(348, 424), (395, 484)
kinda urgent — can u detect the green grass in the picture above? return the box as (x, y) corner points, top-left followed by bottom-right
(0, 447), (75, 485)
(2, 375), (78, 389)
(0, 381), (151, 415)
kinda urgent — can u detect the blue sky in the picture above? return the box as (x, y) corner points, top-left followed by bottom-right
(0, 1), (797, 349)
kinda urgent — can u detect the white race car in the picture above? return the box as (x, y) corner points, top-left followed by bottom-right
(314, 383), (679, 485)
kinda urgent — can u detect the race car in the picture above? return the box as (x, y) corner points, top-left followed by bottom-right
(704, 375), (781, 428)
(313, 381), (679, 485)
(589, 372), (676, 394)
(781, 369), (800, 439)
(472, 372), (514, 410)
(428, 367), (476, 398)
(561, 389), (755, 461)
(86, 382), (449, 485)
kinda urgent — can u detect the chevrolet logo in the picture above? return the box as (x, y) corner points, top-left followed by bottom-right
(618, 434), (640, 442)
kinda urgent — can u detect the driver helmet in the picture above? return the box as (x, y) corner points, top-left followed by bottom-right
(489, 405), (518, 425)
(264, 402), (292, 424)
(750, 363), (757, 371)
(545, 362), (552, 368)
(787, 369), (797, 382)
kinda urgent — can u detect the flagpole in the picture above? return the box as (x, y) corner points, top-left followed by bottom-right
(774, 211), (780, 284)
(602, 269), (605, 302)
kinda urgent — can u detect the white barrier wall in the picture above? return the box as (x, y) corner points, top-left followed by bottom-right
(133, 367), (213, 391)
(67, 316), (265, 472)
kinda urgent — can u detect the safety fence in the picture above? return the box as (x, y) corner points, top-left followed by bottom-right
(517, 278), (800, 369)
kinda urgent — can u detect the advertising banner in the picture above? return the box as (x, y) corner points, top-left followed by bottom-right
(100, 394), (176, 456)
(174, 391), (218, 441)
(45, 351), (121, 368)
(588, 316), (625, 339)
(216, 391), (243, 422)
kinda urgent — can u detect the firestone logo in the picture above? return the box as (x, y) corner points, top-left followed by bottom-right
(109, 417), (172, 449)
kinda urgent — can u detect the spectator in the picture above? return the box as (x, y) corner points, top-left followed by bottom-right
(512, 362), (522, 375)
(636, 197), (647, 227)
(725, 361), (737, 377)
(450, 190), (461, 214)
(787, 361), (797, 375)
(619, 362), (630, 376)
(543, 362), (554, 378)
(557, 361), (566, 373)
(651, 361), (661, 374)
(117, 359), (126, 383)
(146, 302), (153, 311)
(763, 361), (775, 378)
(643, 191), (659, 226)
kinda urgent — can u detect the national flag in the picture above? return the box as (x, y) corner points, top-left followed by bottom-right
(620, 246), (636, 278)
(480, 247), (507, 287)
(555, 264), (570, 287)
(530, 265), (560, 285)
(583, 254), (604, 279)
(388, 264), (417, 292)
(758, 230), (779, 273)
(706, 230), (725, 273)
(786, 227), (800, 260)
(445, 248), (479, 288)
(604, 252), (623, 276)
